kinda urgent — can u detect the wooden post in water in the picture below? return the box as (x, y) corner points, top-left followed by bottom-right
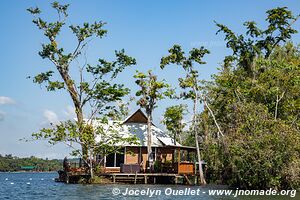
(113, 175), (116, 183)
(134, 172), (137, 184)
(184, 175), (192, 185)
(66, 174), (69, 184)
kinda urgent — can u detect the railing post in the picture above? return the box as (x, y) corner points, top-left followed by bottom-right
(177, 147), (181, 174)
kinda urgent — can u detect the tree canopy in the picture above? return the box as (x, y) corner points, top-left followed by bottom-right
(162, 104), (187, 145)
(200, 7), (300, 189)
(0, 154), (62, 172)
(134, 70), (173, 169)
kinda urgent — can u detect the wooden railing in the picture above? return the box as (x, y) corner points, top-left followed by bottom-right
(174, 162), (194, 174)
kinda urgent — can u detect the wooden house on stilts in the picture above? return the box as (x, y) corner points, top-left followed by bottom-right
(58, 109), (202, 184)
(95, 109), (199, 183)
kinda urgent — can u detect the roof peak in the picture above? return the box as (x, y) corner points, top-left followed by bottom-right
(123, 109), (155, 126)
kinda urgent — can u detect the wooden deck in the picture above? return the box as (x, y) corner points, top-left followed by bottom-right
(98, 172), (197, 185)
(56, 170), (91, 184)
(56, 170), (198, 185)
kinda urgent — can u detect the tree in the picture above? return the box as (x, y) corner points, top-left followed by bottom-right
(201, 7), (300, 189)
(204, 44), (300, 189)
(215, 7), (299, 77)
(0, 154), (62, 172)
(33, 116), (138, 178)
(160, 45), (218, 184)
(27, 2), (138, 178)
(134, 70), (173, 170)
(162, 104), (187, 145)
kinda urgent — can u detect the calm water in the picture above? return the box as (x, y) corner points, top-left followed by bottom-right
(0, 172), (298, 200)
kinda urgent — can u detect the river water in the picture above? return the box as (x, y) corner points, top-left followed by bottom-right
(0, 172), (297, 200)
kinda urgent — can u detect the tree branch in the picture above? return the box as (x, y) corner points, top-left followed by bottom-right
(274, 91), (285, 120)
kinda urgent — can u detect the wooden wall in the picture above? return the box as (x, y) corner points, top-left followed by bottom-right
(125, 147), (139, 164)
(125, 146), (175, 171)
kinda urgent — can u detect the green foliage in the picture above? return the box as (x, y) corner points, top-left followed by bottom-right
(31, 71), (65, 91)
(162, 104), (187, 144)
(27, 2), (137, 172)
(153, 160), (162, 172)
(134, 70), (173, 167)
(203, 103), (300, 189)
(160, 45), (210, 70)
(0, 154), (62, 172)
(182, 7), (300, 189)
(27, 2), (136, 112)
(134, 70), (173, 115)
(160, 44), (210, 100)
(161, 44), (210, 184)
(69, 22), (107, 42)
(32, 117), (139, 160)
(89, 175), (112, 184)
(202, 43), (300, 189)
(215, 7), (298, 75)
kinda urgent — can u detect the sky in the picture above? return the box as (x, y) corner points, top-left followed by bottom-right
(0, 0), (299, 159)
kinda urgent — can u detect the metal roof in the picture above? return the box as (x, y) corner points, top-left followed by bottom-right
(93, 109), (197, 149)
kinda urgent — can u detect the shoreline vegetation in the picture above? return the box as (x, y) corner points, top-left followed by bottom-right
(0, 154), (62, 172)
(0, 171), (58, 173)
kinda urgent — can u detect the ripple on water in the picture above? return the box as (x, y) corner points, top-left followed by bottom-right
(0, 173), (297, 200)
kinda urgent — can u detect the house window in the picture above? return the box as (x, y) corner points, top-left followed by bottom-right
(106, 154), (115, 167)
(116, 153), (124, 167)
(105, 148), (125, 167)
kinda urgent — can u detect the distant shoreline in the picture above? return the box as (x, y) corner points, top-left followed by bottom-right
(0, 171), (58, 173)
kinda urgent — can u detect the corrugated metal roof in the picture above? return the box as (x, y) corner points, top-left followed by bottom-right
(157, 137), (181, 146)
(94, 121), (182, 147)
(92, 109), (185, 147)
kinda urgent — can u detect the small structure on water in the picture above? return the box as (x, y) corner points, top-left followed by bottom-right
(57, 109), (202, 184)
(20, 166), (36, 171)
(96, 109), (197, 175)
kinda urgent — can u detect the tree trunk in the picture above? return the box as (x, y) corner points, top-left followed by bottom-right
(174, 132), (177, 145)
(203, 97), (223, 138)
(203, 108), (209, 140)
(89, 154), (94, 180)
(58, 69), (87, 160)
(274, 91), (285, 120)
(178, 134), (182, 144)
(146, 112), (153, 171)
(193, 92), (206, 185)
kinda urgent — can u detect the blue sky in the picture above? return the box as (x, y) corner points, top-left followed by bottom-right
(0, 0), (299, 159)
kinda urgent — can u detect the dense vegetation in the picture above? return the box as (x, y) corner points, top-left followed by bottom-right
(159, 7), (300, 189)
(193, 7), (300, 190)
(0, 154), (62, 172)
(201, 44), (300, 190)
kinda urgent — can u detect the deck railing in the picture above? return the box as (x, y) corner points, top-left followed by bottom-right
(64, 159), (195, 175)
